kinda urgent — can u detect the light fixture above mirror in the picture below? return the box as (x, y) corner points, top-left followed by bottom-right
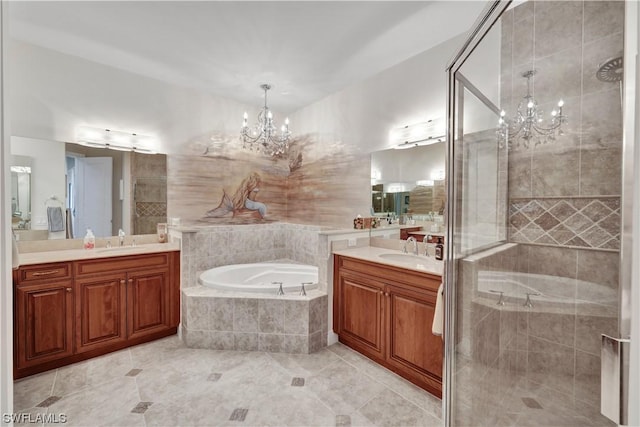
(390, 118), (445, 150)
(76, 126), (157, 154)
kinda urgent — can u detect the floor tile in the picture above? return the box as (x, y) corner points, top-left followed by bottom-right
(306, 360), (386, 415)
(13, 370), (57, 411)
(358, 388), (441, 427)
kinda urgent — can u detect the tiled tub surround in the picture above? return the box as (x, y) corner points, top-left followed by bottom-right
(182, 288), (328, 354)
(173, 223), (323, 290)
(174, 223), (330, 353)
(455, 243), (617, 426)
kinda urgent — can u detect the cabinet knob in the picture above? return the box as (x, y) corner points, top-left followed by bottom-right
(120, 279), (126, 286)
(66, 287), (72, 293)
(128, 279), (133, 285)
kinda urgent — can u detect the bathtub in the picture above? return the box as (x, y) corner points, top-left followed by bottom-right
(199, 262), (319, 294)
(476, 270), (617, 306)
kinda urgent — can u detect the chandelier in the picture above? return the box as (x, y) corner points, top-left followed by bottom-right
(241, 84), (291, 157)
(497, 70), (567, 150)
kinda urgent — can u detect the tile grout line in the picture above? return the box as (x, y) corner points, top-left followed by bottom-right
(327, 345), (441, 417)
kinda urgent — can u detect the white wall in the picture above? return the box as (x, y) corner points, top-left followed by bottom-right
(10, 136), (65, 230)
(7, 39), (254, 154)
(290, 34), (467, 155)
(1, 1), (14, 419)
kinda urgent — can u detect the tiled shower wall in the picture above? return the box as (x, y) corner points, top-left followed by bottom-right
(502, 0), (623, 250)
(468, 0), (622, 421)
(132, 152), (167, 235)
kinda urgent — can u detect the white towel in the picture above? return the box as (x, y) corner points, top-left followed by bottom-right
(432, 282), (444, 337)
(12, 231), (20, 270)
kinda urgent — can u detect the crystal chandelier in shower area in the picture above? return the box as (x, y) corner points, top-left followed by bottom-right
(240, 83), (291, 157)
(497, 70), (567, 150)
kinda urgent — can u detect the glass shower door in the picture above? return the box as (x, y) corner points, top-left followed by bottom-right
(445, 1), (625, 426)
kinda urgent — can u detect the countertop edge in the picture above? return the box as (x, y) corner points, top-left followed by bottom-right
(17, 243), (181, 266)
(333, 246), (443, 277)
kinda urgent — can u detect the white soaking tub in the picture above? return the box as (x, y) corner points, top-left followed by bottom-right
(199, 262), (319, 293)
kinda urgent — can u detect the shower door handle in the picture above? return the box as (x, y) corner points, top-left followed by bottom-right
(601, 334), (630, 425)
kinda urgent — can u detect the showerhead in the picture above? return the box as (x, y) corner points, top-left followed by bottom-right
(596, 56), (623, 83)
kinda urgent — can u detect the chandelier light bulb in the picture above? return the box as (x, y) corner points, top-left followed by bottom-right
(527, 101), (534, 109)
(558, 99), (564, 107)
(500, 110), (506, 117)
(551, 110), (557, 117)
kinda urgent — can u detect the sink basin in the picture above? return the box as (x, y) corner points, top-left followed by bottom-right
(378, 253), (428, 264)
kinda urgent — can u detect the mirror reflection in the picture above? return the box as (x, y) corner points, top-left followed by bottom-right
(9, 137), (167, 240)
(10, 156), (32, 230)
(371, 142), (446, 219)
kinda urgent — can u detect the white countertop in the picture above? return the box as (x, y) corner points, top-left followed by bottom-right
(17, 242), (180, 266)
(333, 246), (443, 276)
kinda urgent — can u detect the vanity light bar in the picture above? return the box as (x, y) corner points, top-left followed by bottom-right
(390, 119), (446, 149)
(76, 126), (157, 154)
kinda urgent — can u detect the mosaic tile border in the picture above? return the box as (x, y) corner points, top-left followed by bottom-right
(509, 197), (620, 250)
(135, 202), (167, 217)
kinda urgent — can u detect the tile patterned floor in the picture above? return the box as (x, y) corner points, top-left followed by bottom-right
(13, 336), (442, 427)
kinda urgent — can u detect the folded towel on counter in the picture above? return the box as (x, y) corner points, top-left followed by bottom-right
(47, 206), (65, 232)
(432, 282), (444, 337)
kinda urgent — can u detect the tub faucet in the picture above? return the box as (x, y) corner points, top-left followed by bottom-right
(300, 282), (313, 297)
(118, 229), (125, 247)
(524, 292), (541, 308)
(273, 281), (284, 296)
(404, 236), (418, 255)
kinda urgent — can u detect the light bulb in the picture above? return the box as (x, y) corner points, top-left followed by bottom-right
(498, 118), (504, 125)
(267, 111), (273, 119)
(281, 125), (286, 133)
(243, 112), (248, 119)
(500, 110), (506, 117)
(558, 99), (564, 107)
(285, 117), (289, 125)
(551, 110), (557, 117)
(527, 101), (534, 109)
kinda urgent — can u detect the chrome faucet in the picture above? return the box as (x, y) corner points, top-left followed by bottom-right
(424, 234), (432, 257)
(118, 229), (125, 247)
(404, 236), (418, 255)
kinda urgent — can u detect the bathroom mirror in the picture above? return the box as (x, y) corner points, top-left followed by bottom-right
(370, 142), (446, 218)
(9, 139), (166, 239)
(10, 155), (33, 230)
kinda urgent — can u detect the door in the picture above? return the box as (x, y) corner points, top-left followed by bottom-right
(446, 2), (627, 426)
(386, 284), (442, 396)
(75, 273), (127, 353)
(73, 157), (112, 238)
(127, 268), (170, 339)
(15, 281), (74, 368)
(336, 272), (385, 360)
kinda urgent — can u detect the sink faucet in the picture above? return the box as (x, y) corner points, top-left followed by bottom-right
(118, 229), (125, 247)
(404, 236), (418, 255)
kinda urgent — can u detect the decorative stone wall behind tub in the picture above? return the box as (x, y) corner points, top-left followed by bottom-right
(171, 223), (328, 354)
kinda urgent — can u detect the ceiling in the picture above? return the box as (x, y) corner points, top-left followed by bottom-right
(8, 1), (487, 114)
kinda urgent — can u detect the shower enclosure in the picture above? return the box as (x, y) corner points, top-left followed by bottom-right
(444, 1), (630, 425)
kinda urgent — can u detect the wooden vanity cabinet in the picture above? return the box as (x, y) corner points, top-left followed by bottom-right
(334, 254), (443, 398)
(14, 251), (179, 379)
(14, 264), (75, 370)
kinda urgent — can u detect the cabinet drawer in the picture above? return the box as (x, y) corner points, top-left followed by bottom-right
(75, 253), (170, 276)
(17, 262), (72, 283)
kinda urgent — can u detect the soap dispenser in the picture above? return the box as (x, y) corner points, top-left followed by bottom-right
(435, 237), (444, 260)
(83, 228), (95, 249)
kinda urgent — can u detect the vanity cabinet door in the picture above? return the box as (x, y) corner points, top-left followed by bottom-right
(336, 272), (386, 361)
(75, 273), (128, 353)
(126, 267), (171, 340)
(15, 280), (74, 369)
(386, 284), (442, 396)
